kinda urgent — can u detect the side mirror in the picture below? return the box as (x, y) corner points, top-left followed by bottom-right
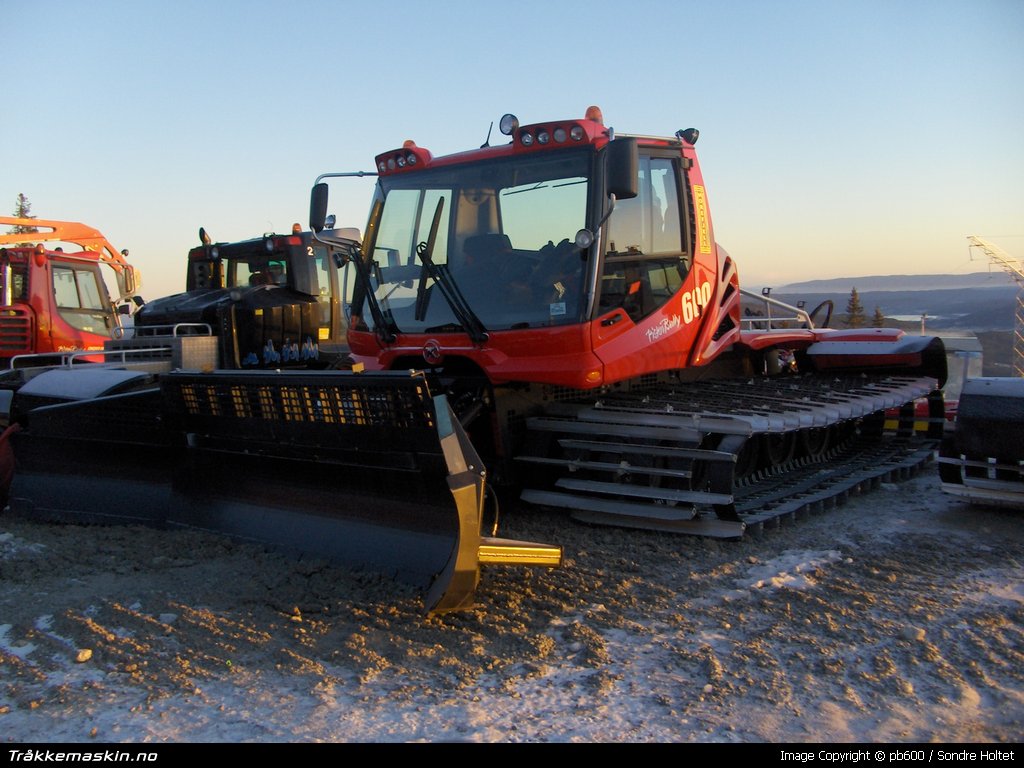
(119, 265), (141, 297)
(310, 183), (329, 233)
(606, 138), (639, 200)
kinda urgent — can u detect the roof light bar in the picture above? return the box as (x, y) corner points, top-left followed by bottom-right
(375, 140), (433, 176)
(505, 106), (608, 151)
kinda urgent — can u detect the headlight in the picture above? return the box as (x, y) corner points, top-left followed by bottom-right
(499, 113), (519, 135)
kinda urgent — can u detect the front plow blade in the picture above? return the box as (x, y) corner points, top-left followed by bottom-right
(9, 369), (561, 614)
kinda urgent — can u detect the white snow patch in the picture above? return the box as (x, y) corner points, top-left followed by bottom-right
(0, 623), (36, 658)
(968, 569), (1024, 605)
(737, 549), (842, 591)
(989, 582), (1024, 603)
(0, 531), (45, 558)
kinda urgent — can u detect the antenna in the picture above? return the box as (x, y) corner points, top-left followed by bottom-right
(480, 121), (494, 149)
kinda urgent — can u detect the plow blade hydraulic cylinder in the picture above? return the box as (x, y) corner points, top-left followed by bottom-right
(427, 396), (562, 612)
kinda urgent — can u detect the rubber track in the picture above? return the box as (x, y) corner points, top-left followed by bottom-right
(517, 373), (940, 538)
(730, 436), (937, 533)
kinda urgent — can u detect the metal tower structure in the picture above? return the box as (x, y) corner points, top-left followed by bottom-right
(968, 236), (1024, 377)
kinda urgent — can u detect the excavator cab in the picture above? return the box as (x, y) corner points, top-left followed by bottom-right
(0, 218), (141, 363)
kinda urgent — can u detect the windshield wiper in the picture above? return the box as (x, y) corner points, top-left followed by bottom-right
(413, 198), (489, 344)
(342, 240), (398, 344)
(502, 182), (548, 197)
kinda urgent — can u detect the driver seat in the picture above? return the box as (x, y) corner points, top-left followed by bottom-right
(463, 233), (512, 269)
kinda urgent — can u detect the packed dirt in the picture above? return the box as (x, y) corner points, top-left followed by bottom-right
(1, 469), (1022, 743)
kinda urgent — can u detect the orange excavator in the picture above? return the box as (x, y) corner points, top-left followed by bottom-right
(0, 217), (141, 364)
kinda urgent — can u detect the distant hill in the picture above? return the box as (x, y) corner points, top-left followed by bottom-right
(778, 273), (1014, 293)
(765, 273), (1018, 332)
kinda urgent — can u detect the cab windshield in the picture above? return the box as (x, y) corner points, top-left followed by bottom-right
(359, 149), (591, 333)
(225, 256), (288, 288)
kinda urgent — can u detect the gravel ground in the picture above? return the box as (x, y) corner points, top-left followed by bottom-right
(1, 470), (1022, 743)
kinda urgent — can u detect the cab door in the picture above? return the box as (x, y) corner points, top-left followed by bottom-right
(591, 153), (706, 381)
(308, 239), (356, 354)
(49, 262), (117, 352)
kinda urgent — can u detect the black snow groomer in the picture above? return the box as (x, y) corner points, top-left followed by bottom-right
(939, 377), (1024, 509)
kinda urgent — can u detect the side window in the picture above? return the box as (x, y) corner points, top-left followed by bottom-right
(76, 270), (105, 309)
(651, 161), (682, 254)
(3, 262), (30, 301)
(53, 267), (80, 307)
(600, 156), (688, 323)
(607, 157), (681, 255)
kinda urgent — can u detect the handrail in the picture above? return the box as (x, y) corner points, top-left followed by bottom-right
(739, 287), (814, 330)
(9, 346), (174, 370)
(116, 322), (214, 340)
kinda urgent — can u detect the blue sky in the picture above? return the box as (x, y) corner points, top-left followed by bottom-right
(4, 0), (1022, 300)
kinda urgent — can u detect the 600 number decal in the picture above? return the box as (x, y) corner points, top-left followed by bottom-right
(681, 281), (712, 324)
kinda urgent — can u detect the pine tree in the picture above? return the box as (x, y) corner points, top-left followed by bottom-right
(872, 306), (885, 327)
(8, 194), (38, 235)
(845, 287), (865, 328)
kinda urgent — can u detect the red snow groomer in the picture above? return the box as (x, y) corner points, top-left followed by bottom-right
(310, 105), (947, 536)
(4, 107), (947, 615)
